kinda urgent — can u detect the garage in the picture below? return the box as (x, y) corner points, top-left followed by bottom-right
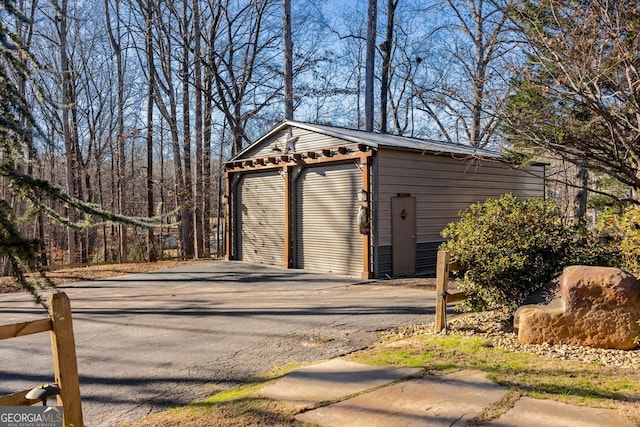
(225, 120), (545, 278)
(236, 171), (285, 266)
(295, 162), (363, 275)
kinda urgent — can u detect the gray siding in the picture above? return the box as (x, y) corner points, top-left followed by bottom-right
(242, 128), (359, 158)
(416, 241), (442, 274)
(296, 162), (363, 276)
(377, 242), (442, 277)
(377, 245), (393, 278)
(375, 149), (545, 247)
(237, 171), (285, 266)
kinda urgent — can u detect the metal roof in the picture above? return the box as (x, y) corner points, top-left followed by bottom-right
(233, 120), (502, 160)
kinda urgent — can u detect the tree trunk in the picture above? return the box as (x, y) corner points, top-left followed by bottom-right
(202, 4), (224, 257)
(216, 125), (226, 256)
(150, 4), (185, 258)
(365, 0), (377, 132)
(146, 0), (156, 262)
(159, 124), (166, 258)
(380, 0), (397, 134)
(58, 0), (78, 264)
(203, 72), (214, 258)
(105, 0), (128, 262)
(194, 0), (204, 258)
(575, 162), (589, 223)
(283, 0), (293, 120)
(17, 1), (44, 264)
(181, 0), (195, 258)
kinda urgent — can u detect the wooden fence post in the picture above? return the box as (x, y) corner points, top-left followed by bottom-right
(50, 293), (83, 427)
(435, 250), (450, 333)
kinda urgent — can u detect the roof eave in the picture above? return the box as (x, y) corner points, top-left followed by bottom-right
(375, 142), (501, 160)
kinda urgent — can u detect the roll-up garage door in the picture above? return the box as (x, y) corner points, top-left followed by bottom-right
(296, 162), (363, 276)
(237, 171), (285, 266)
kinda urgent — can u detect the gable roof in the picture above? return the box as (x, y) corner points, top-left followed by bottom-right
(232, 120), (502, 161)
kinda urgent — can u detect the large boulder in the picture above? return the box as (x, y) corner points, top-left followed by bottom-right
(514, 266), (640, 350)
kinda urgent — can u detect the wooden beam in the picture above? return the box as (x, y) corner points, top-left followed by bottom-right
(267, 156), (276, 164)
(244, 160), (253, 167)
(449, 260), (462, 271)
(306, 151), (317, 159)
(0, 389), (40, 406)
(435, 250), (467, 333)
(447, 291), (466, 303)
(358, 143), (368, 152)
(50, 293), (83, 427)
(361, 154), (372, 279)
(0, 318), (52, 341)
(322, 149), (332, 157)
(224, 150), (373, 174)
(225, 172), (232, 260)
(256, 158), (265, 165)
(283, 165), (292, 269)
(435, 250), (450, 333)
(338, 146), (348, 154)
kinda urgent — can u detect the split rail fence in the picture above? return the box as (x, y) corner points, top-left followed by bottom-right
(0, 292), (83, 426)
(435, 250), (467, 333)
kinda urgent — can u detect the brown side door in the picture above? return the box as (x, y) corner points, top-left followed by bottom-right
(392, 196), (416, 276)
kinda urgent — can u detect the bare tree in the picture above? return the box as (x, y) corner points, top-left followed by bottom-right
(203, 0), (223, 258)
(179, 0), (195, 258)
(415, 0), (513, 147)
(387, 32), (414, 136)
(54, 0), (81, 263)
(283, 0), (293, 120)
(0, 0), (156, 302)
(11, 0), (44, 264)
(379, 0), (398, 134)
(365, 0), (376, 132)
(506, 0), (640, 204)
(194, 0), (205, 258)
(145, 0), (156, 261)
(210, 0), (282, 154)
(105, 0), (128, 262)
(148, 0), (190, 257)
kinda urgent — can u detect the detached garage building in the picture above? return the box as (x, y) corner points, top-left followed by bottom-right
(225, 121), (545, 279)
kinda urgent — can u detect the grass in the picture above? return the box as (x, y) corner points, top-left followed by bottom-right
(123, 362), (309, 427)
(203, 362), (307, 403)
(125, 333), (640, 426)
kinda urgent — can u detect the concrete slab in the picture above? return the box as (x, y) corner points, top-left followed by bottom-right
(256, 359), (421, 408)
(489, 397), (632, 427)
(295, 369), (507, 427)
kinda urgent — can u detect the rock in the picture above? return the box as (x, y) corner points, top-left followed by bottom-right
(514, 266), (640, 350)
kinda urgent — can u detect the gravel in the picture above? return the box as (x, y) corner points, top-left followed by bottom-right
(384, 310), (640, 369)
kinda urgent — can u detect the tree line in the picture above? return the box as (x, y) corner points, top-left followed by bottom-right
(1, 0), (638, 272)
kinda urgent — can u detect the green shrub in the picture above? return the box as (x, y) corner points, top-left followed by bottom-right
(440, 194), (611, 312)
(595, 207), (640, 275)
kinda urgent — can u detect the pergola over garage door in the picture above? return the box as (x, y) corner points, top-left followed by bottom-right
(296, 162), (363, 276)
(237, 171), (285, 266)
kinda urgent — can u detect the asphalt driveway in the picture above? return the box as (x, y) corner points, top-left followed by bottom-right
(0, 261), (437, 426)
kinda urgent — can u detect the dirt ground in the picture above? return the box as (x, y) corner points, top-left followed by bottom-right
(0, 260), (203, 294)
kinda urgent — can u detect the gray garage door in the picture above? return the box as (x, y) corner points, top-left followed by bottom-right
(237, 171), (285, 266)
(296, 162), (363, 276)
